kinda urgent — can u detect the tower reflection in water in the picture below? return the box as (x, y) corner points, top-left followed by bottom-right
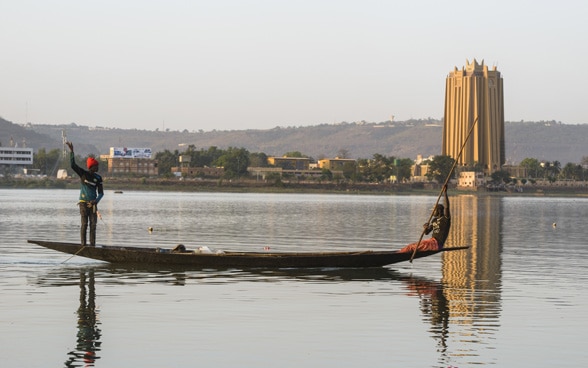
(65, 270), (101, 367)
(438, 195), (503, 364)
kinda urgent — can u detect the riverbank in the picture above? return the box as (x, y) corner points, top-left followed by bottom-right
(2, 176), (588, 197)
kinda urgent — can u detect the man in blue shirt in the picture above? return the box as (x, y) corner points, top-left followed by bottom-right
(66, 142), (104, 246)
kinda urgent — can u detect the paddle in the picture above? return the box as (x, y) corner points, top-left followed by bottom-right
(410, 116), (479, 262)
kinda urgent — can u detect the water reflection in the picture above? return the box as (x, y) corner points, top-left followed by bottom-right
(31, 251), (508, 367)
(9, 190), (588, 367)
(38, 266), (457, 363)
(64, 270), (102, 368)
(399, 274), (450, 356)
(38, 265), (421, 285)
(28, 194), (508, 367)
(441, 195), (503, 365)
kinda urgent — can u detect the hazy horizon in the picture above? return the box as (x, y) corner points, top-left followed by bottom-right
(2, 1), (586, 131)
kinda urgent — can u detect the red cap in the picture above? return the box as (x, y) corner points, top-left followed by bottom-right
(86, 157), (99, 169)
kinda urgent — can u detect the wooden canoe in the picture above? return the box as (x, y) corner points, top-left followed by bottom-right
(27, 240), (468, 268)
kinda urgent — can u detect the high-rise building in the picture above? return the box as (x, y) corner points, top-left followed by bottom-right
(443, 59), (505, 174)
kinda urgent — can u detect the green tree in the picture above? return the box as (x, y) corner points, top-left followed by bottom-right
(355, 158), (369, 182)
(394, 158), (414, 182)
(265, 172), (282, 185)
(320, 168), (333, 181)
(182, 145), (202, 167)
(215, 147), (250, 179)
(562, 162), (583, 180)
(360, 154), (394, 182)
(491, 170), (512, 185)
(33, 148), (65, 176)
(551, 160), (561, 179)
(426, 155), (455, 183)
(341, 161), (357, 180)
(155, 149), (179, 177)
(180, 145), (226, 168)
(205, 146), (224, 164)
(520, 157), (541, 178)
(249, 152), (269, 167)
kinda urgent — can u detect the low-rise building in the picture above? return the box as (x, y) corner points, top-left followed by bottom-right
(317, 157), (356, 171)
(457, 171), (485, 190)
(106, 146), (158, 176)
(0, 147), (34, 166)
(107, 157), (158, 176)
(411, 163), (431, 182)
(268, 156), (311, 170)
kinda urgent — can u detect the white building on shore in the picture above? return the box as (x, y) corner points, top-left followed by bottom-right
(0, 147), (34, 166)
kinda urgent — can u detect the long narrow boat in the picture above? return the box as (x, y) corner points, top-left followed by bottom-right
(27, 240), (468, 268)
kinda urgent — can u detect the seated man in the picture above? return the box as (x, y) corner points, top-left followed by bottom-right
(399, 184), (451, 253)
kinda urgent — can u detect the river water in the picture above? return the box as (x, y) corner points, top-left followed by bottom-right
(1, 189), (587, 367)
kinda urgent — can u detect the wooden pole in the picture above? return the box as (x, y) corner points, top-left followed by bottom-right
(61, 245), (86, 264)
(410, 116), (479, 262)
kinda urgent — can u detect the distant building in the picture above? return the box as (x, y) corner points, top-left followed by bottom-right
(414, 154), (435, 165)
(443, 59), (505, 174)
(105, 146), (158, 176)
(107, 157), (158, 176)
(410, 155), (434, 182)
(317, 158), (356, 171)
(0, 147), (33, 166)
(268, 156), (311, 170)
(411, 163), (431, 182)
(254, 155), (344, 180)
(457, 171), (485, 190)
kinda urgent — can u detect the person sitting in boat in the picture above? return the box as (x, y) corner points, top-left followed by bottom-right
(399, 184), (450, 253)
(67, 142), (104, 247)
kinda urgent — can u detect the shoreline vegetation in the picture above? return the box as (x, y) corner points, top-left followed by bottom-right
(2, 176), (587, 197)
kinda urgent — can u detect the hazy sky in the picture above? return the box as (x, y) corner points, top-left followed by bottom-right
(1, 0), (586, 131)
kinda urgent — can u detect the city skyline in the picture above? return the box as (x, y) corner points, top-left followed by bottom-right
(1, 1), (587, 131)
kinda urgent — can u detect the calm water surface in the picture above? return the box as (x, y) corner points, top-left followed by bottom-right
(1, 189), (587, 367)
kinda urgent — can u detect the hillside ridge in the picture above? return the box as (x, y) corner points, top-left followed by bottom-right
(1, 117), (586, 164)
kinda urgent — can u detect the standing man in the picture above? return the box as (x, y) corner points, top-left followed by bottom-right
(66, 142), (104, 247)
(399, 184), (451, 253)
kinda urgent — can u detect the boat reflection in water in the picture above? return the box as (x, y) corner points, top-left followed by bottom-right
(40, 266), (454, 366)
(399, 274), (450, 354)
(64, 270), (101, 367)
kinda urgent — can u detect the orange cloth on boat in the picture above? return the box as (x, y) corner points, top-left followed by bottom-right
(398, 238), (440, 253)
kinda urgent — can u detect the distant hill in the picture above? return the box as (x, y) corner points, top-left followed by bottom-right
(1, 116), (586, 164)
